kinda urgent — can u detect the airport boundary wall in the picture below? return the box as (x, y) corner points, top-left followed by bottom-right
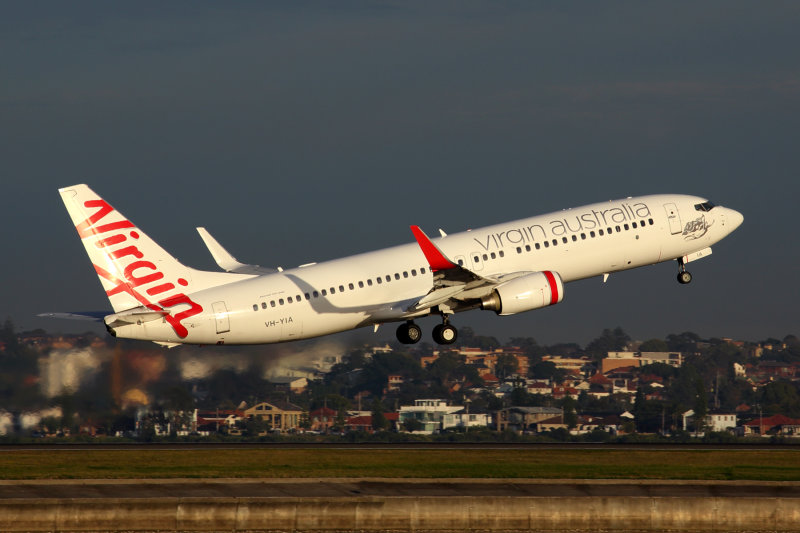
(2, 494), (800, 532)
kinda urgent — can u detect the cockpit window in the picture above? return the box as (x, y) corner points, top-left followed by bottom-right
(694, 201), (716, 212)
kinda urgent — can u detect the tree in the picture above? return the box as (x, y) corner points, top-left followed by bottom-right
(666, 332), (701, 353)
(494, 354), (518, 379)
(561, 396), (578, 429)
(586, 328), (631, 360)
(638, 339), (668, 352)
(632, 387), (647, 432)
(693, 378), (708, 435)
(402, 418), (424, 432)
(371, 398), (388, 431)
(530, 361), (565, 383)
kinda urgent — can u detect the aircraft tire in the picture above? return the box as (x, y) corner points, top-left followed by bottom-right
(433, 323), (458, 345)
(396, 322), (422, 344)
(677, 271), (693, 284)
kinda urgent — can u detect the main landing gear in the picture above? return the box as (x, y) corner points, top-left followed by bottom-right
(396, 318), (458, 345)
(677, 258), (693, 285)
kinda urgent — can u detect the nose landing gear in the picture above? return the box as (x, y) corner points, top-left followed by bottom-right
(677, 258), (693, 284)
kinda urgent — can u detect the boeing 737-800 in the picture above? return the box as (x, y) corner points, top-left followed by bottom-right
(47, 185), (742, 347)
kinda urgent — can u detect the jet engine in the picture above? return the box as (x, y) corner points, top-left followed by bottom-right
(480, 271), (564, 315)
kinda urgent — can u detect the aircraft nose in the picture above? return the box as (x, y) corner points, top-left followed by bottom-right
(725, 208), (744, 231)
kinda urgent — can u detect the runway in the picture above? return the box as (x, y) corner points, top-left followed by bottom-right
(2, 478), (800, 532)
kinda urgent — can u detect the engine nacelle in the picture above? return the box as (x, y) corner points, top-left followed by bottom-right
(480, 271), (564, 316)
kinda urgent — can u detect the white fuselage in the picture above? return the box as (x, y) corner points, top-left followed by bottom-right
(111, 194), (742, 345)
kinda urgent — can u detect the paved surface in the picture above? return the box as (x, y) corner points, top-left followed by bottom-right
(1, 478), (799, 500)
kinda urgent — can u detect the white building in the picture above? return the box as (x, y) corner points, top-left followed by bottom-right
(607, 351), (683, 368)
(398, 399), (464, 434)
(682, 410), (738, 433)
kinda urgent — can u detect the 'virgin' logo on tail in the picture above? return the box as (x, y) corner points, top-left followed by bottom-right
(76, 199), (203, 338)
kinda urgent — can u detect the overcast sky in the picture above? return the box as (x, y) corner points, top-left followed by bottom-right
(1, 2), (798, 346)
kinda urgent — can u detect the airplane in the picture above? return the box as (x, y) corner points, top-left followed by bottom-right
(46, 184), (743, 347)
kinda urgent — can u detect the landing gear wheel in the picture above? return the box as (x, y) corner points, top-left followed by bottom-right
(396, 322), (422, 344)
(677, 271), (693, 285)
(432, 323), (458, 345)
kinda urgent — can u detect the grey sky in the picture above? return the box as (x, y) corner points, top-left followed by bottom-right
(1, 2), (798, 346)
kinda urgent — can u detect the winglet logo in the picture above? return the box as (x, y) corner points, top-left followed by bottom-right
(75, 199), (203, 338)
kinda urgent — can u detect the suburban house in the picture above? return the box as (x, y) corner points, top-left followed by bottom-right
(494, 406), (564, 433)
(398, 399), (464, 434)
(244, 401), (304, 432)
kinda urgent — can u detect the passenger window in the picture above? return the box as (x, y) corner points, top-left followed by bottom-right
(581, 233), (586, 240)
(649, 219), (654, 225)
(349, 283), (354, 290)
(287, 296), (293, 303)
(271, 300), (276, 307)
(421, 267), (426, 274)
(474, 256), (480, 262)
(607, 227), (612, 234)
(482, 254), (488, 260)
(377, 277), (382, 284)
(624, 224), (629, 230)
(552, 239), (557, 246)
(615, 225), (621, 232)
(525, 245), (531, 252)
(458, 259), (464, 265)
(490, 252), (496, 259)
(499, 250), (504, 257)
(590, 231), (595, 238)
(279, 299), (285, 305)
(339, 285), (345, 292)
(598, 229), (604, 236)
(385, 275), (390, 282)
(367, 279), (373, 286)
(358, 281), (364, 288)
(632, 222), (637, 229)
(394, 273), (400, 280)
(535, 243), (541, 250)
(544, 241), (549, 248)
(312, 291), (319, 298)
(516, 247), (522, 254)
(411, 269), (417, 276)
(253, 304), (258, 311)
(261, 302), (267, 309)
(403, 271), (409, 278)
(562, 237), (568, 244)
(330, 287), (335, 294)
(322, 289), (327, 296)
(305, 293), (311, 300)
(572, 235), (577, 242)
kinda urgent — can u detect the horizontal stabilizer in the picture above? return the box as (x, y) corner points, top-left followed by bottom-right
(37, 311), (109, 322)
(104, 306), (167, 328)
(196, 227), (277, 275)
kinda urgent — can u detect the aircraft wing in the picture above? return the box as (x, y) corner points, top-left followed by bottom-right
(408, 225), (530, 312)
(196, 227), (278, 275)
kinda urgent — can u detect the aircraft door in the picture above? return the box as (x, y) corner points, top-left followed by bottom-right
(211, 301), (230, 334)
(664, 203), (682, 235)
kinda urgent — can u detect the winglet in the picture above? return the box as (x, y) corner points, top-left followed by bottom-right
(410, 225), (458, 272)
(196, 227), (276, 275)
(196, 227), (250, 272)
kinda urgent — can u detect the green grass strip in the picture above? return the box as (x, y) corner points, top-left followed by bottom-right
(1, 449), (800, 481)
